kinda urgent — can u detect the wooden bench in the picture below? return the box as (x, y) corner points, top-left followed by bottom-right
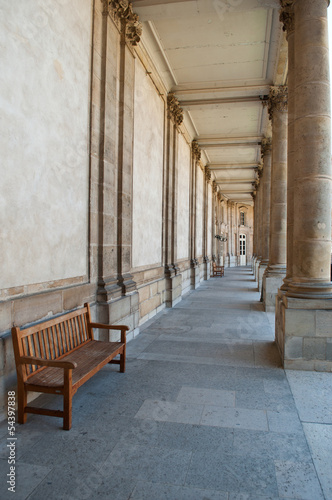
(211, 262), (224, 277)
(11, 303), (129, 430)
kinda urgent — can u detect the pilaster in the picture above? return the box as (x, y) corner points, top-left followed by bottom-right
(190, 140), (202, 288)
(165, 92), (183, 306)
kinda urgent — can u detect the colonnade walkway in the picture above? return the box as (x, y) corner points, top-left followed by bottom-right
(1, 267), (331, 500)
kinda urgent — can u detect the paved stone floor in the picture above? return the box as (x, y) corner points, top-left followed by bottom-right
(0, 266), (331, 499)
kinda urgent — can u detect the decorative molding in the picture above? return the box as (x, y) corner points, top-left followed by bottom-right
(107, 0), (142, 46)
(261, 137), (272, 159)
(265, 85), (288, 120)
(192, 140), (201, 161)
(279, 1), (294, 36)
(167, 92), (183, 125)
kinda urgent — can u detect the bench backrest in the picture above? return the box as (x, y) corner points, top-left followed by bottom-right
(12, 304), (93, 379)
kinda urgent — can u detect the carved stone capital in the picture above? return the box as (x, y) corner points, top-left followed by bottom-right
(261, 137), (272, 159)
(205, 166), (211, 182)
(167, 92), (183, 125)
(212, 180), (217, 193)
(279, 1), (294, 36)
(192, 140), (201, 161)
(107, 0), (142, 46)
(265, 85), (288, 120)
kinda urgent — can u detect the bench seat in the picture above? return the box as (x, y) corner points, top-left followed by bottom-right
(26, 340), (125, 390)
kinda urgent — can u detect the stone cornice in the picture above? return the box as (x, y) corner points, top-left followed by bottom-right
(261, 137), (272, 159)
(167, 92), (183, 125)
(265, 85), (288, 120)
(192, 140), (201, 161)
(106, 0), (142, 46)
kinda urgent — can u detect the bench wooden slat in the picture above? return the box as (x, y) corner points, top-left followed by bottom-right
(26, 341), (124, 389)
(11, 303), (128, 430)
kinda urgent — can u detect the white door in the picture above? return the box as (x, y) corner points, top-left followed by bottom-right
(239, 234), (246, 266)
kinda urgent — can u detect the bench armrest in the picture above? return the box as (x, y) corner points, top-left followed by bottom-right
(89, 323), (129, 343)
(20, 356), (77, 370)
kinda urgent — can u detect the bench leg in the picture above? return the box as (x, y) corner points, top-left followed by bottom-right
(17, 380), (27, 424)
(120, 346), (126, 373)
(63, 370), (72, 430)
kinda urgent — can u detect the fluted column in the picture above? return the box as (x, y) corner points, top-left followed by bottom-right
(276, 0), (332, 371)
(258, 138), (272, 292)
(263, 86), (288, 311)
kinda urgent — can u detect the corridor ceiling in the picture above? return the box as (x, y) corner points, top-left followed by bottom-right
(132, 0), (288, 205)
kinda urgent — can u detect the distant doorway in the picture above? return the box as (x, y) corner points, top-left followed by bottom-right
(239, 234), (246, 266)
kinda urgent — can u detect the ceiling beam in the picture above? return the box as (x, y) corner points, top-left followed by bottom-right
(173, 84), (271, 96)
(208, 164), (258, 170)
(216, 179), (255, 186)
(219, 189), (254, 193)
(199, 142), (260, 148)
(180, 96), (267, 108)
(132, 0), (193, 6)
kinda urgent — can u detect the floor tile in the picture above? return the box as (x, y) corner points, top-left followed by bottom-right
(201, 406), (268, 431)
(303, 422), (332, 500)
(135, 399), (204, 425)
(176, 386), (235, 407)
(103, 442), (192, 485)
(267, 411), (303, 434)
(130, 481), (228, 500)
(286, 370), (332, 424)
(186, 451), (279, 496)
(274, 460), (324, 500)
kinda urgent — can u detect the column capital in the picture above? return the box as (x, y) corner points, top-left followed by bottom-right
(279, 1), (294, 36)
(192, 140), (201, 161)
(266, 85), (288, 120)
(106, 0), (142, 46)
(212, 180), (218, 193)
(205, 166), (212, 182)
(261, 137), (272, 158)
(167, 92), (183, 125)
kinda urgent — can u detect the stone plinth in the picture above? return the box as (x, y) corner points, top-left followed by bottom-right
(258, 262), (268, 292)
(276, 289), (332, 371)
(166, 274), (182, 307)
(263, 272), (285, 311)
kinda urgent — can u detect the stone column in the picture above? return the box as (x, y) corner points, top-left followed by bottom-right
(258, 138), (272, 292)
(263, 86), (288, 311)
(276, 0), (332, 370)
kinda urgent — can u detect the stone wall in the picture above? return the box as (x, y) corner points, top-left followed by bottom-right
(0, 0), (218, 419)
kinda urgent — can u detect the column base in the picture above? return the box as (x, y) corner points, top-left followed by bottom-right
(258, 261), (268, 293)
(166, 273), (182, 308)
(203, 256), (210, 281)
(275, 290), (332, 371)
(286, 281), (332, 299)
(254, 257), (262, 282)
(263, 266), (286, 311)
(190, 259), (200, 289)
